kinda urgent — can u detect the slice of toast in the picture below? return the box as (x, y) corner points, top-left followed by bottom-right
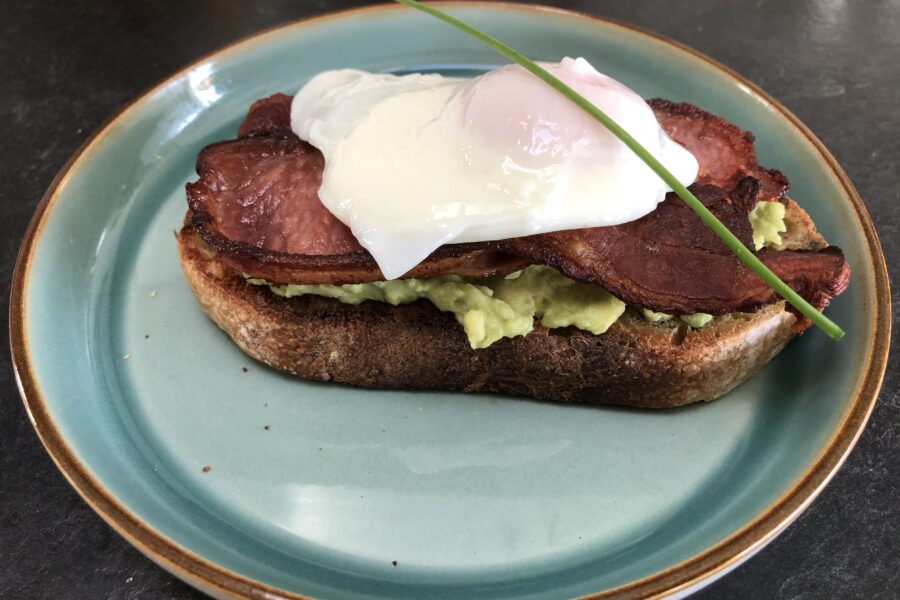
(177, 199), (825, 408)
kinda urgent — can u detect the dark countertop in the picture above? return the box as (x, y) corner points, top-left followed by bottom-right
(1, 1), (897, 598)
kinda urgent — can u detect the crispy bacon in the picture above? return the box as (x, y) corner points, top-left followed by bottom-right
(184, 93), (849, 318)
(237, 93), (294, 138)
(649, 98), (789, 202)
(499, 181), (850, 315)
(187, 136), (360, 256)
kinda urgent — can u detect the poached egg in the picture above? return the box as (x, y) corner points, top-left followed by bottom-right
(291, 57), (698, 279)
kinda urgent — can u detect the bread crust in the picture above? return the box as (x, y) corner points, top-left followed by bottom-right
(176, 200), (822, 408)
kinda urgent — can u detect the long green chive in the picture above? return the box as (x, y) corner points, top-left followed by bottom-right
(395, 0), (844, 340)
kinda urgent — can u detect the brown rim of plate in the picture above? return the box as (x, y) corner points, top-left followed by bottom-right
(8, 2), (891, 599)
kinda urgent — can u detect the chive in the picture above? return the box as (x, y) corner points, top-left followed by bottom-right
(395, 0), (844, 340)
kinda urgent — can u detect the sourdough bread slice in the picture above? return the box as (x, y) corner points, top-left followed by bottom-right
(178, 199), (824, 408)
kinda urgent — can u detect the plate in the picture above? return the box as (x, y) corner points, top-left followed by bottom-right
(10, 3), (890, 598)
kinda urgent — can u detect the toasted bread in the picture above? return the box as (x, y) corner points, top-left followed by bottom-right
(177, 199), (826, 408)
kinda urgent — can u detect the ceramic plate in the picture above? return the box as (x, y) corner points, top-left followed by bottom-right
(10, 3), (890, 599)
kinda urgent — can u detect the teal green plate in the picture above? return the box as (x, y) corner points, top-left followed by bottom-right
(10, 3), (890, 599)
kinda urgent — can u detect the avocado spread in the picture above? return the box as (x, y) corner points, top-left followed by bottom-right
(749, 200), (787, 250)
(639, 308), (714, 328)
(250, 266), (625, 349)
(248, 202), (785, 348)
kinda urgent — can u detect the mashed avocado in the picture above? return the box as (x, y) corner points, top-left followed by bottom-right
(250, 275), (533, 349)
(749, 200), (787, 250)
(249, 266), (624, 349)
(679, 312), (714, 328)
(639, 307), (713, 328)
(248, 203), (784, 348)
(490, 265), (626, 335)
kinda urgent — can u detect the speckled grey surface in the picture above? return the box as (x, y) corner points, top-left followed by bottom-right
(1, 1), (897, 598)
